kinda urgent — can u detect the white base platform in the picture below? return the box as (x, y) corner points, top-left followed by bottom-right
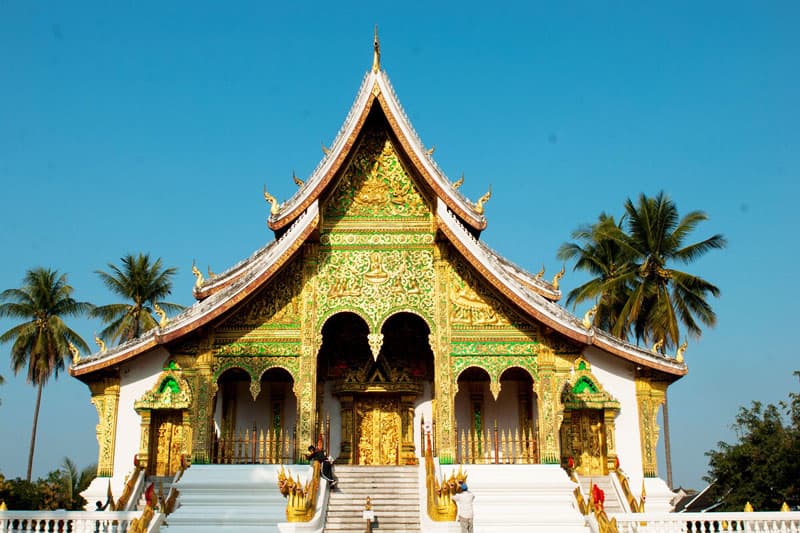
(427, 464), (589, 533)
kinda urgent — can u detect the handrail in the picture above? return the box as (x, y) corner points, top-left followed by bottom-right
(116, 465), (145, 511)
(277, 461), (321, 522)
(0, 511), (141, 532)
(571, 476), (619, 533)
(424, 430), (462, 521)
(614, 469), (644, 513)
(128, 503), (156, 533)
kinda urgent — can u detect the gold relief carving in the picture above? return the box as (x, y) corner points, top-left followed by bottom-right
(355, 396), (402, 465)
(324, 129), (430, 220)
(228, 261), (302, 327)
(250, 381), (262, 401)
(317, 249), (435, 328)
(134, 369), (192, 411)
(89, 378), (120, 477)
(448, 257), (527, 329)
(489, 380), (501, 401)
(636, 378), (667, 477)
(367, 333), (384, 361)
(320, 232), (435, 247)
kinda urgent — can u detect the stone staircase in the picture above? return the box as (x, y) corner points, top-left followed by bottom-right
(325, 465), (420, 533)
(578, 475), (625, 514)
(161, 464), (292, 533)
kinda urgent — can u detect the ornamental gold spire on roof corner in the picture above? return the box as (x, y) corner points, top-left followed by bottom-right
(372, 25), (381, 73)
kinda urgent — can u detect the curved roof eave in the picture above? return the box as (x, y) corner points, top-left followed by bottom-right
(435, 199), (687, 379)
(70, 202), (320, 379)
(267, 68), (488, 232)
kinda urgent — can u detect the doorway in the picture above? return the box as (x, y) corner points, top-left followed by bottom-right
(355, 395), (401, 465)
(148, 409), (184, 477)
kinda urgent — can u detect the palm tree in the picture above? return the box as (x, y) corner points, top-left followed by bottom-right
(91, 253), (184, 345)
(0, 268), (92, 481)
(557, 213), (634, 332)
(559, 191), (726, 351)
(60, 457), (96, 509)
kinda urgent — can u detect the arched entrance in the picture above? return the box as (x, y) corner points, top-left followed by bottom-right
(212, 366), (297, 464)
(134, 361), (192, 477)
(317, 312), (433, 465)
(454, 366), (539, 464)
(559, 358), (620, 476)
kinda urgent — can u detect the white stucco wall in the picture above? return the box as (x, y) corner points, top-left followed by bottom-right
(112, 346), (171, 479)
(582, 346), (645, 487)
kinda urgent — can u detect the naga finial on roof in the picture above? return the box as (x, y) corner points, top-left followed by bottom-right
(321, 143), (331, 155)
(582, 304), (598, 329)
(474, 185), (492, 215)
(676, 340), (687, 362)
(292, 170), (304, 187)
(651, 338), (664, 354)
(372, 25), (381, 73)
(68, 342), (80, 364)
(425, 146), (435, 156)
(94, 334), (106, 353)
(263, 185), (280, 215)
(153, 303), (168, 328)
(191, 261), (204, 288)
(552, 264), (565, 290)
(535, 264), (545, 279)
(453, 173), (464, 189)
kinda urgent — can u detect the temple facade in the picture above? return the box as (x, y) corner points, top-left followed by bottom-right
(70, 44), (686, 500)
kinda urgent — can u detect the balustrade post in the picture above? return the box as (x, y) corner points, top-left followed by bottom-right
(252, 422), (257, 464)
(494, 419), (500, 464)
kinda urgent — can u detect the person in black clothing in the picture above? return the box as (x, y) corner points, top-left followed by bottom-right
(306, 445), (336, 486)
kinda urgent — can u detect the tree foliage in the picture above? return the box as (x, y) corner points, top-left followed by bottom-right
(0, 268), (92, 481)
(0, 458), (96, 510)
(91, 253), (183, 345)
(558, 192), (726, 351)
(704, 372), (800, 510)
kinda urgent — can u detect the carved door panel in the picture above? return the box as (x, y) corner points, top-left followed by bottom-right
(355, 396), (401, 465)
(571, 409), (606, 476)
(148, 410), (184, 477)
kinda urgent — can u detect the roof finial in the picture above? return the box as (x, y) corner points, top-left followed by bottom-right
(372, 25), (381, 73)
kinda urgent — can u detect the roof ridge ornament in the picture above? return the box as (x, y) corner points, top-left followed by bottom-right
(676, 340), (687, 362)
(452, 173), (464, 189)
(191, 260), (204, 288)
(552, 264), (565, 290)
(292, 170), (304, 187)
(372, 25), (381, 73)
(263, 184), (280, 216)
(474, 185), (492, 214)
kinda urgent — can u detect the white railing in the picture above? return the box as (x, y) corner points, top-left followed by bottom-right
(0, 511), (142, 532)
(613, 511), (800, 532)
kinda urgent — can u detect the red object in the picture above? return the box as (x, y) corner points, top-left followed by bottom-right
(592, 484), (605, 511)
(145, 483), (156, 508)
(614, 456), (620, 470)
(567, 457), (575, 469)
(133, 454), (139, 468)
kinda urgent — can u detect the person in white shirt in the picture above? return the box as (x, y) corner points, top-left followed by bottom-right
(451, 482), (475, 533)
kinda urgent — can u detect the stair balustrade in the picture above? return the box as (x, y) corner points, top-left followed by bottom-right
(276, 461), (321, 522)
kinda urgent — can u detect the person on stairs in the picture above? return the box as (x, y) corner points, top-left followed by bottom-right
(451, 482), (475, 533)
(306, 445), (337, 486)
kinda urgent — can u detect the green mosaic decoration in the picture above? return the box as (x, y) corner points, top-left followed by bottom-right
(215, 341), (301, 357)
(213, 356), (299, 383)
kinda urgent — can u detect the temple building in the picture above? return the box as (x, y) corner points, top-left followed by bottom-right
(70, 37), (686, 518)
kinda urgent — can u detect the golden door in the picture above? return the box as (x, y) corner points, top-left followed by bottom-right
(355, 396), (401, 465)
(148, 410), (184, 477)
(572, 410), (607, 476)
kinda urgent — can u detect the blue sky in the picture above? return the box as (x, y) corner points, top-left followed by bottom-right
(1, 2), (798, 490)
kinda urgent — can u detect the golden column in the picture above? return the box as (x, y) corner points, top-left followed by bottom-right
(535, 348), (562, 464)
(604, 409), (619, 473)
(89, 377), (120, 477)
(188, 332), (215, 464)
(635, 377), (667, 477)
(338, 393), (355, 464)
(432, 244), (456, 461)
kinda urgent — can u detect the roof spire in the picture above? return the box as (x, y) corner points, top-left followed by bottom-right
(372, 25), (381, 72)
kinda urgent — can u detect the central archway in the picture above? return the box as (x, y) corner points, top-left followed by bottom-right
(316, 311), (433, 465)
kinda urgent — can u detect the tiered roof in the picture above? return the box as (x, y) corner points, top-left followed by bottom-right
(71, 42), (687, 381)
